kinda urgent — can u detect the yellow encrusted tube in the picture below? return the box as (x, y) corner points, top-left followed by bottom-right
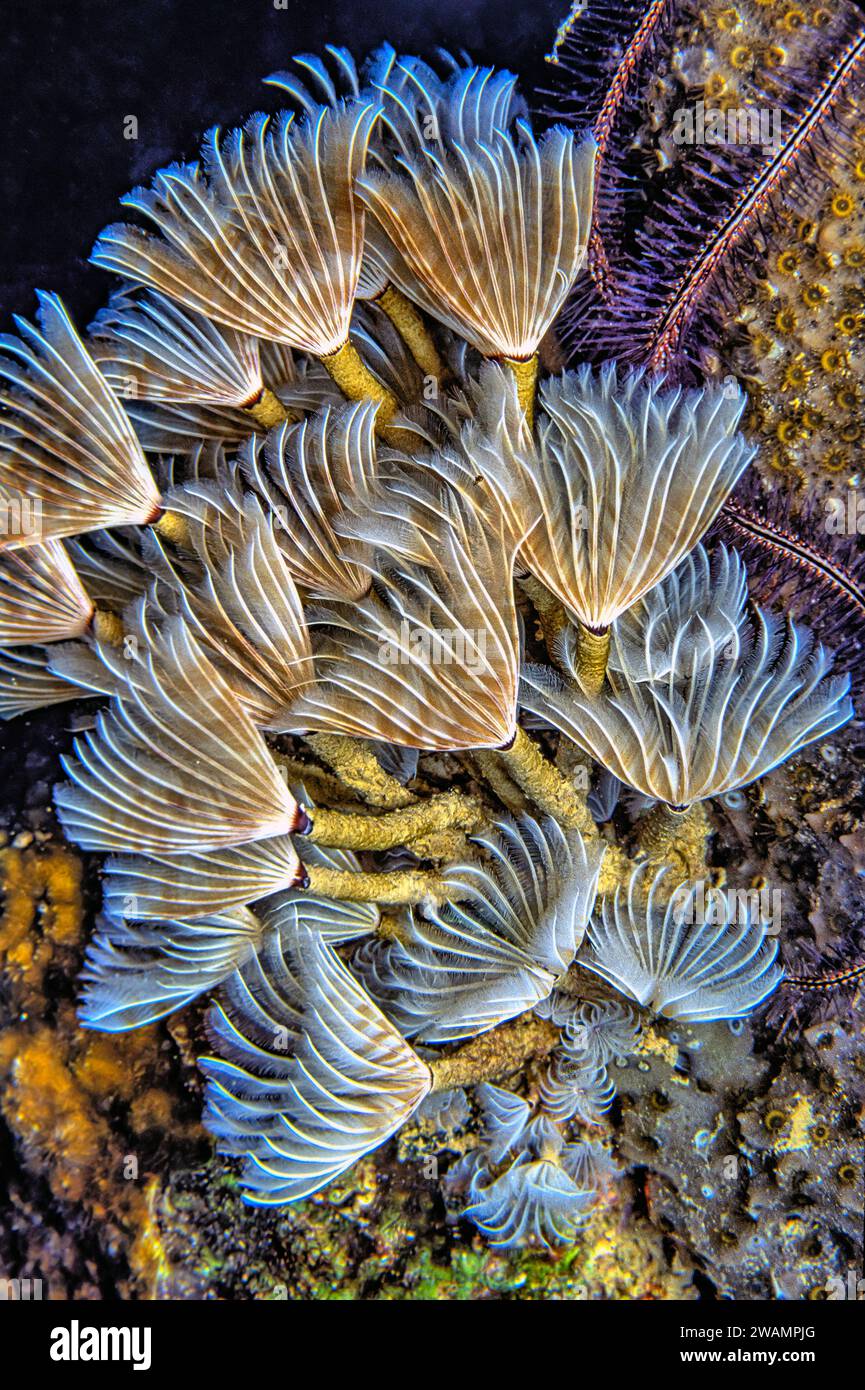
(91, 609), (125, 648)
(245, 386), (292, 429)
(500, 353), (539, 429)
(306, 788), (485, 851)
(467, 749), (527, 816)
(636, 801), (711, 880)
(152, 510), (190, 548)
(304, 733), (415, 809)
(374, 284), (446, 382)
(430, 1013), (560, 1092)
(498, 726), (596, 836)
(320, 339), (399, 422)
(519, 575), (569, 658)
(304, 863), (448, 907)
(319, 339), (418, 449)
(575, 623), (610, 696)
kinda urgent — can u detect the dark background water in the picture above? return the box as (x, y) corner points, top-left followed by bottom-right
(0, 0), (567, 324)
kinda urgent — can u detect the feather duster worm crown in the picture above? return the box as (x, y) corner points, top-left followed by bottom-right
(355, 816), (605, 1042)
(0, 541), (94, 646)
(0, 293), (162, 545)
(459, 361), (755, 633)
(54, 617), (307, 856)
(92, 102), (380, 354)
(357, 62), (596, 361)
(1, 33), (855, 1253)
(599, 543), (749, 685)
(143, 479), (315, 729)
(522, 606), (852, 807)
(582, 864), (785, 1023)
(202, 926), (432, 1205)
(288, 470), (523, 750)
(89, 289), (266, 409)
(240, 399), (380, 601)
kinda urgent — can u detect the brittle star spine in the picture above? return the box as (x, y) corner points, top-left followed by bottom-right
(646, 28), (865, 369)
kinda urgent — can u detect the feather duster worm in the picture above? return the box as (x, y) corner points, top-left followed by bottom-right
(599, 543), (748, 685)
(453, 1091), (597, 1248)
(99, 837), (308, 923)
(80, 839), (378, 1031)
(0, 293), (162, 546)
(538, 1054), (616, 1126)
(91, 104), (377, 355)
(288, 472), (522, 749)
(90, 104), (400, 420)
(459, 362), (753, 690)
(265, 45), (456, 379)
(536, 994), (641, 1066)
(145, 481), (315, 729)
(0, 540), (94, 646)
(581, 864), (784, 1021)
(54, 617), (307, 856)
(121, 354), (341, 455)
(522, 606), (852, 807)
(89, 288), (287, 426)
(355, 816), (605, 1041)
(710, 487), (865, 702)
(201, 926), (432, 1204)
(79, 907), (266, 1032)
(358, 62), (596, 410)
(0, 522), (159, 723)
(240, 400), (380, 601)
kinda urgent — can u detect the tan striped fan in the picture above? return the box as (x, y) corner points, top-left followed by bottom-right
(55, 617), (305, 855)
(0, 540), (94, 645)
(0, 294), (162, 546)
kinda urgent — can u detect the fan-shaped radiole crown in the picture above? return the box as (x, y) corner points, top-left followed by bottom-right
(463, 362), (755, 633)
(444, 815), (606, 976)
(91, 102), (380, 355)
(354, 816), (605, 1041)
(0, 293), (162, 547)
(54, 616), (306, 856)
(0, 540), (94, 646)
(79, 907), (266, 1033)
(536, 996), (640, 1067)
(458, 1092), (596, 1248)
(580, 863), (784, 1022)
(241, 398), (381, 600)
(463, 1150), (595, 1248)
(80, 827), (374, 1031)
(538, 1054), (616, 1126)
(101, 836), (305, 923)
(357, 60), (596, 363)
(0, 646), (83, 720)
(288, 472), (522, 749)
(601, 543), (749, 685)
(521, 606), (853, 806)
(201, 927), (432, 1204)
(148, 479), (315, 728)
(89, 288), (265, 408)
(358, 99), (596, 363)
